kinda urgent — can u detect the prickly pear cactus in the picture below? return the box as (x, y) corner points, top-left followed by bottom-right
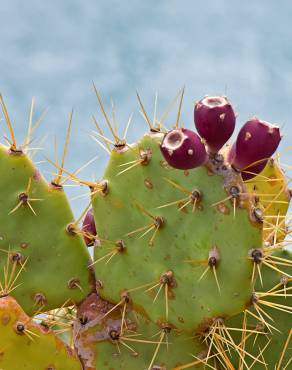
(0, 91), (291, 370)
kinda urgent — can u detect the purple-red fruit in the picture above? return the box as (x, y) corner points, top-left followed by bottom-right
(82, 208), (97, 246)
(160, 128), (207, 170)
(228, 118), (281, 180)
(194, 96), (236, 152)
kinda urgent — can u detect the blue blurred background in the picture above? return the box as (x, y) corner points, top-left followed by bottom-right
(0, 0), (291, 216)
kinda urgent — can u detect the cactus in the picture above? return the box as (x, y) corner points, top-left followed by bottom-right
(0, 91), (290, 370)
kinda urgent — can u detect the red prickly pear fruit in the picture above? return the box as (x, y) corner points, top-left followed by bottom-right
(228, 118), (281, 180)
(160, 128), (207, 170)
(194, 96), (236, 152)
(82, 208), (97, 246)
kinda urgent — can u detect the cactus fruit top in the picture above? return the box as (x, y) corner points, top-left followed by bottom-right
(160, 128), (207, 169)
(194, 96), (236, 153)
(228, 118), (281, 180)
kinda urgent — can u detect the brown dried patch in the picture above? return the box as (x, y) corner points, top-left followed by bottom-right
(1, 313), (11, 325)
(216, 202), (230, 215)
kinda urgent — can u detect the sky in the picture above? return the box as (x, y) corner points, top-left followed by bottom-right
(0, 0), (291, 216)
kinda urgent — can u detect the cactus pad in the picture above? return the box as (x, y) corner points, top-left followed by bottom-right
(91, 132), (263, 332)
(0, 145), (93, 315)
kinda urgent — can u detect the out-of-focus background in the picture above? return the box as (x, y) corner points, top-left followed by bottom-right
(0, 0), (291, 216)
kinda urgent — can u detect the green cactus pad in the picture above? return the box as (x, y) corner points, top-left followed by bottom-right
(74, 293), (207, 370)
(0, 145), (93, 315)
(91, 133), (262, 332)
(93, 316), (207, 370)
(0, 296), (81, 370)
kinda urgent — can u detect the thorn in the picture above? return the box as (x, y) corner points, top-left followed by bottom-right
(52, 109), (74, 185)
(136, 91), (153, 130)
(0, 94), (17, 151)
(93, 83), (121, 144)
(175, 86), (185, 129)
